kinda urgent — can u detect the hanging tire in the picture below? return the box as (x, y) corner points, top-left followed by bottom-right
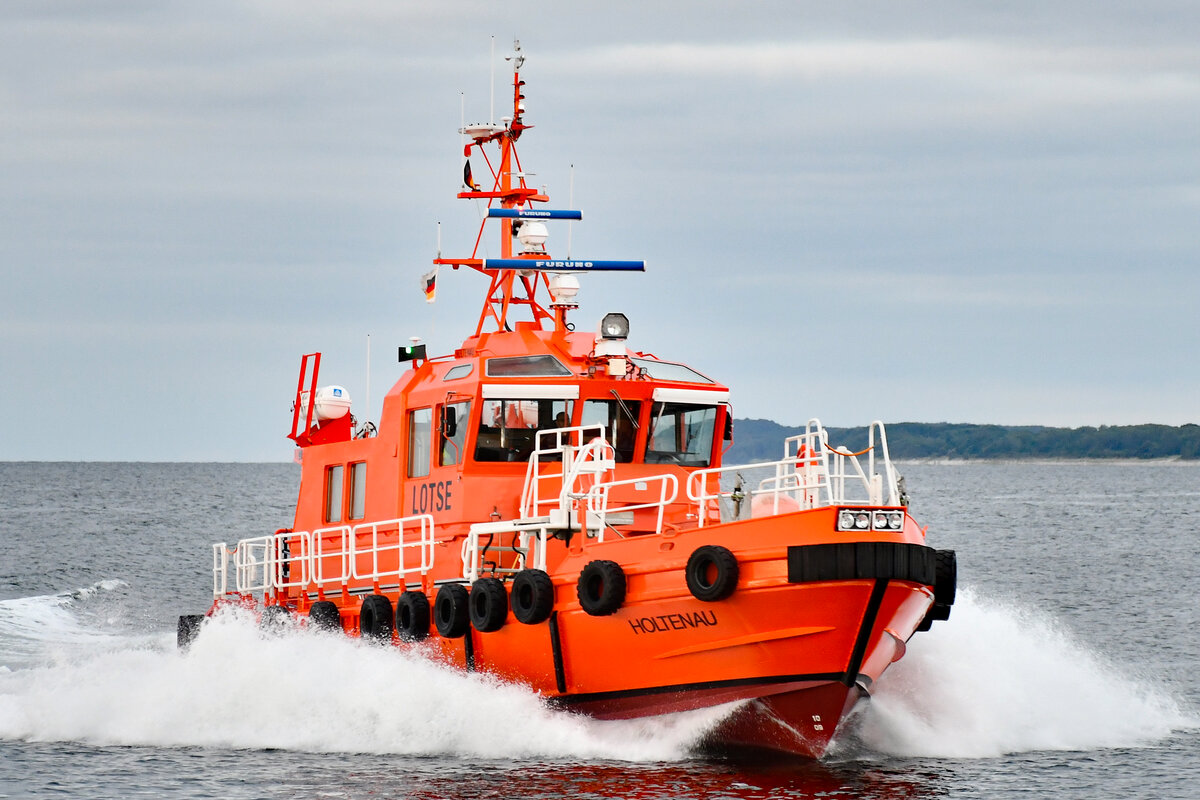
(309, 600), (341, 631)
(916, 551), (957, 634)
(470, 578), (508, 632)
(259, 604), (292, 633)
(396, 591), (431, 641)
(577, 560), (626, 616)
(359, 594), (394, 643)
(685, 545), (739, 602)
(511, 569), (554, 625)
(177, 614), (205, 650)
(434, 584), (470, 638)
(917, 599), (952, 633)
(933, 549), (957, 607)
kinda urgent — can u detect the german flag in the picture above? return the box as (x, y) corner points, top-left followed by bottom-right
(421, 268), (438, 303)
(463, 160), (481, 192)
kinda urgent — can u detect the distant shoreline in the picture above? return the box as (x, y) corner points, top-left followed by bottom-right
(4, 421), (1198, 463)
(728, 420), (1200, 463)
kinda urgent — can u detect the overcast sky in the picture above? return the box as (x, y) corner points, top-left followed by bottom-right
(2, 1), (1198, 461)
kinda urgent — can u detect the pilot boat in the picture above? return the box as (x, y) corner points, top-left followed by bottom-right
(181, 42), (956, 759)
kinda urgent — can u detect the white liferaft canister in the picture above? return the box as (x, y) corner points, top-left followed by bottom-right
(299, 385), (352, 422)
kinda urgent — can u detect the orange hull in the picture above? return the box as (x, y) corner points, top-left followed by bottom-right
(436, 515), (930, 756)
(232, 509), (936, 757)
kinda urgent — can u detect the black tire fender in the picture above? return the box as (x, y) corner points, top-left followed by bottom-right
(577, 560), (626, 616)
(685, 545), (739, 602)
(359, 594), (394, 643)
(177, 614), (205, 650)
(434, 583), (470, 638)
(511, 568), (555, 625)
(259, 604), (292, 634)
(396, 591), (431, 641)
(934, 549), (957, 607)
(470, 577), (509, 633)
(308, 600), (342, 632)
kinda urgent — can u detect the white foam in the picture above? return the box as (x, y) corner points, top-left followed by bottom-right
(2, 588), (1192, 761)
(852, 588), (1196, 759)
(0, 608), (732, 760)
(0, 582), (133, 670)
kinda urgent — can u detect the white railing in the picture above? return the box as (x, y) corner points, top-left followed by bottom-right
(520, 424), (610, 519)
(213, 539), (276, 598)
(687, 418), (900, 525)
(799, 419), (898, 507)
(271, 529), (312, 589)
(212, 515), (436, 600)
(312, 525), (351, 588)
(212, 542), (229, 596)
(351, 515), (436, 585)
(211, 421), (901, 597)
(462, 428), (681, 579)
(586, 473), (679, 541)
(235, 536), (273, 594)
(461, 521), (547, 583)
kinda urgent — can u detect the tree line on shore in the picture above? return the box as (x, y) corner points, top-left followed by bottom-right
(727, 419), (1200, 462)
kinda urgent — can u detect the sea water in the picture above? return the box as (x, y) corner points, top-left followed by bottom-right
(0, 461), (1197, 798)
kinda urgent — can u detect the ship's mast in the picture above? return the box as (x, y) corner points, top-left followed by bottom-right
(434, 41), (556, 336)
(433, 42), (645, 337)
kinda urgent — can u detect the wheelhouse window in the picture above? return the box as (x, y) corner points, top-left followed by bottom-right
(582, 399), (642, 463)
(630, 357), (714, 384)
(645, 403), (717, 467)
(324, 464), (344, 523)
(443, 363), (473, 381)
(407, 408), (433, 478)
(439, 400), (471, 467)
(348, 461), (366, 520)
(486, 355), (571, 377)
(475, 398), (574, 462)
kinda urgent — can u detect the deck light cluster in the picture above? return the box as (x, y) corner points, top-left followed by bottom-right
(836, 508), (905, 532)
(600, 312), (629, 340)
(593, 312), (630, 377)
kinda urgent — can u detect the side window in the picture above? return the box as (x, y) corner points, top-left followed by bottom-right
(324, 464), (344, 523)
(582, 399), (642, 463)
(408, 408), (433, 478)
(474, 399), (574, 462)
(348, 461), (366, 520)
(645, 403), (717, 467)
(439, 401), (471, 467)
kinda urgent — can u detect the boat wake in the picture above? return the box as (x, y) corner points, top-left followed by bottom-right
(0, 581), (138, 671)
(0, 602), (731, 760)
(838, 587), (1196, 759)
(0, 585), (1192, 761)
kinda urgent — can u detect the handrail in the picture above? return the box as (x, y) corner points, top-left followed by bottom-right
(461, 520), (547, 582)
(212, 516), (437, 602)
(233, 535), (273, 595)
(211, 421), (900, 600)
(586, 472), (679, 540)
(869, 420), (898, 505)
(687, 418), (900, 523)
(520, 423), (608, 518)
(212, 542), (229, 598)
(312, 525), (352, 589)
(350, 515), (436, 587)
(271, 529), (311, 590)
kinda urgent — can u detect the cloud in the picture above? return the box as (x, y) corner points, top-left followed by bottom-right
(2, 3), (1199, 458)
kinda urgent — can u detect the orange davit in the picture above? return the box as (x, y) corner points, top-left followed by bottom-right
(180, 41), (956, 759)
